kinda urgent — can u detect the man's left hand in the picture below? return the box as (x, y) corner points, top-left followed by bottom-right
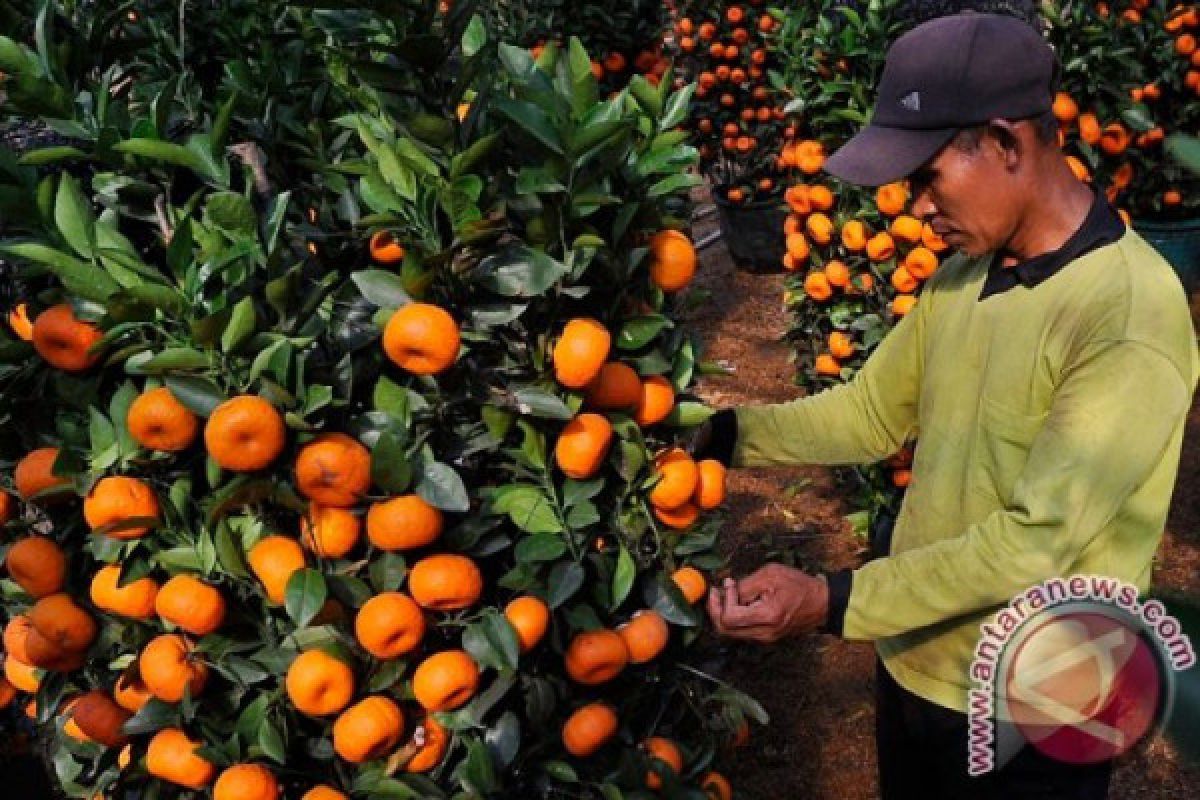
(706, 564), (830, 643)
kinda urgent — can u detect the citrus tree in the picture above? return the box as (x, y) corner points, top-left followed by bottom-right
(0, 3), (761, 799)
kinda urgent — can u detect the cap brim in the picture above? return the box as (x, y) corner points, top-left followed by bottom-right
(824, 125), (958, 187)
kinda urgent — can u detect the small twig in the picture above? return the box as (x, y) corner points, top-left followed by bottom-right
(228, 142), (271, 196)
(154, 194), (174, 243)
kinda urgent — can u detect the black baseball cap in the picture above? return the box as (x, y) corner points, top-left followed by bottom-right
(824, 13), (1058, 187)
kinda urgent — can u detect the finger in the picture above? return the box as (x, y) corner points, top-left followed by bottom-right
(706, 585), (726, 633)
(720, 592), (778, 630)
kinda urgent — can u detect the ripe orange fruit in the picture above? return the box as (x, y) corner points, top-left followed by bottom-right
(671, 567), (707, 604)
(786, 233), (810, 262)
(692, 459), (726, 510)
(114, 671), (153, 713)
(643, 736), (683, 790)
(585, 362), (642, 410)
(301, 505), (361, 558)
(383, 303), (460, 376)
(1065, 154), (1091, 182)
(404, 713), (450, 772)
(127, 387), (199, 451)
(892, 294), (917, 316)
(920, 224), (948, 253)
(90, 565), (158, 620)
(5, 537), (66, 598)
(618, 610), (669, 663)
(784, 184), (811, 214)
(67, 690), (131, 748)
(14, 447), (69, 501)
(409, 554), (483, 611)
(3, 615), (34, 663)
(565, 629), (629, 684)
(1078, 113), (1101, 145)
(904, 247), (939, 280)
(248, 535), (307, 605)
(893, 468), (913, 488)
(1099, 122), (1131, 156)
(649, 230), (698, 292)
(0, 677), (15, 708)
(804, 272), (833, 302)
(841, 219), (869, 251)
(369, 230), (406, 264)
(654, 501), (701, 530)
(366, 494), (443, 551)
(156, 575), (226, 635)
(553, 318), (611, 389)
(875, 182), (908, 216)
(650, 448), (699, 510)
(555, 413), (614, 480)
(354, 592), (426, 659)
(504, 595), (550, 653)
(140, 634), (208, 702)
(294, 433), (371, 507)
(0, 488), (12, 526)
(866, 233), (896, 262)
(4, 656), (40, 692)
(213, 764), (279, 800)
(84, 476), (160, 539)
(805, 213), (834, 245)
(286, 650), (355, 716)
(1052, 92), (1079, 123)
(634, 375), (675, 427)
(807, 185), (834, 211)
(1164, 189), (1183, 206)
(205, 396), (286, 472)
(824, 260), (850, 288)
(562, 702), (619, 757)
(7, 303), (34, 341)
(412, 650), (480, 711)
(890, 215), (923, 244)
(29, 593), (96, 653)
(31, 304), (103, 372)
(828, 332), (855, 360)
(147, 728), (216, 789)
(302, 787), (348, 800)
(891, 265), (919, 293)
(333, 696), (404, 763)
(702, 771), (733, 800)
(1178, 33), (1197, 56)
(815, 353), (842, 377)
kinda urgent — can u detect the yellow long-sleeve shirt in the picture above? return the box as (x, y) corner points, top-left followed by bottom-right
(732, 228), (1199, 713)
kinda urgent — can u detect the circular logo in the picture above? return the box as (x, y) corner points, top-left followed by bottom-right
(1002, 610), (1164, 764)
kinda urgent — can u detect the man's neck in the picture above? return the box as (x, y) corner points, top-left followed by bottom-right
(997, 175), (1096, 269)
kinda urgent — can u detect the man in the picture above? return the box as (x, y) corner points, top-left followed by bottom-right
(697, 12), (1199, 800)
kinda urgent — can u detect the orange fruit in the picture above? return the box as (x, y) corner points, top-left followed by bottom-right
(649, 230), (697, 292)
(4, 657), (40, 692)
(1099, 122), (1131, 156)
(920, 224), (948, 253)
(213, 764), (279, 800)
(565, 629), (629, 685)
(1178, 33), (1197, 56)
(555, 413), (614, 480)
(1052, 92), (1079, 123)
(408, 554), (483, 611)
(139, 634), (208, 702)
(1065, 154), (1091, 183)
(0, 676), (16, 708)
(204, 395), (286, 472)
(147, 728), (216, 789)
(29, 593), (96, 653)
(404, 714), (450, 772)
(892, 468), (912, 488)
(3, 615), (34, 664)
(618, 610), (669, 663)
(650, 448), (699, 511)
(366, 494), (443, 551)
(83, 475), (160, 539)
(585, 362), (642, 410)
(294, 433), (371, 507)
(643, 736), (683, 790)
(354, 592), (426, 659)
(824, 260), (850, 288)
(302, 787), (348, 800)
(14, 447), (70, 501)
(1164, 189), (1183, 206)
(786, 233), (810, 263)
(803, 272), (832, 302)
(866, 233), (896, 262)
(692, 459), (727, 510)
(891, 265), (919, 293)
(1078, 113), (1101, 145)
(67, 690), (131, 748)
(90, 565), (158, 620)
(807, 185), (834, 211)
(333, 696), (404, 763)
(841, 219), (869, 251)
(904, 246), (939, 280)
(671, 567), (707, 604)
(504, 595), (550, 653)
(634, 375), (675, 427)
(875, 182), (908, 216)
(892, 294), (917, 316)
(286, 650), (355, 716)
(412, 650), (480, 711)
(382, 303), (460, 375)
(702, 771), (733, 800)
(156, 575), (226, 635)
(5, 537), (66, 598)
(114, 670), (153, 713)
(562, 702), (619, 757)
(31, 304), (103, 372)
(248, 535), (306, 605)
(369, 230), (406, 264)
(654, 501), (701, 530)
(828, 332), (855, 360)
(127, 387), (199, 451)
(815, 353), (842, 377)
(805, 213), (834, 245)
(553, 318), (611, 389)
(301, 505), (361, 558)
(785, 184), (811, 214)
(890, 215), (922, 244)
(7, 303), (34, 341)
(0, 488), (12, 525)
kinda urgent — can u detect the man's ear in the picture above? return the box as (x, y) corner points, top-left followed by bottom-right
(984, 118), (1023, 171)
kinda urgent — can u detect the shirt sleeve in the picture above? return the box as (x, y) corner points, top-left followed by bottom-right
(840, 338), (1192, 641)
(731, 286), (929, 468)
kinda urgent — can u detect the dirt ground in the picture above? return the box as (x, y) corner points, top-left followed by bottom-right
(683, 198), (1200, 800)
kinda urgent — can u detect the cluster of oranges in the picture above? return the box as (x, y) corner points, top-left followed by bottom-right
(529, 40), (674, 88)
(674, 1), (789, 203)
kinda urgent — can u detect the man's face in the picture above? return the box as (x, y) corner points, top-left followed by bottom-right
(907, 129), (1024, 258)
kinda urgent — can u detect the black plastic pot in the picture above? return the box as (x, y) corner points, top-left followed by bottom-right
(1134, 216), (1200, 295)
(713, 196), (788, 273)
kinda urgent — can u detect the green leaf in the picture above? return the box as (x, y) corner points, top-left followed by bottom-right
(0, 242), (118, 302)
(114, 138), (217, 179)
(511, 388), (573, 420)
(353, 270), (411, 310)
(462, 15), (487, 58)
(648, 173), (703, 198)
(164, 376), (224, 417)
(664, 402), (713, 427)
(121, 699), (177, 736)
(369, 553), (407, 592)
(660, 82), (697, 130)
(547, 562), (584, 608)
(221, 296), (256, 353)
(371, 429), (413, 494)
(493, 98), (564, 154)
(485, 711), (521, 768)
(285, 569), (328, 628)
(617, 315), (671, 350)
(611, 546), (636, 610)
(416, 459), (469, 512)
(54, 173), (96, 259)
(17, 146), (87, 166)
(462, 611), (520, 673)
(258, 718), (287, 765)
(477, 245), (569, 297)
(205, 192), (257, 236)
(492, 487), (562, 534)
(514, 533), (567, 562)
(132, 348), (211, 373)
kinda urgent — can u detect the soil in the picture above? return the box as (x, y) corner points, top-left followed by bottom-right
(683, 194), (1200, 800)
